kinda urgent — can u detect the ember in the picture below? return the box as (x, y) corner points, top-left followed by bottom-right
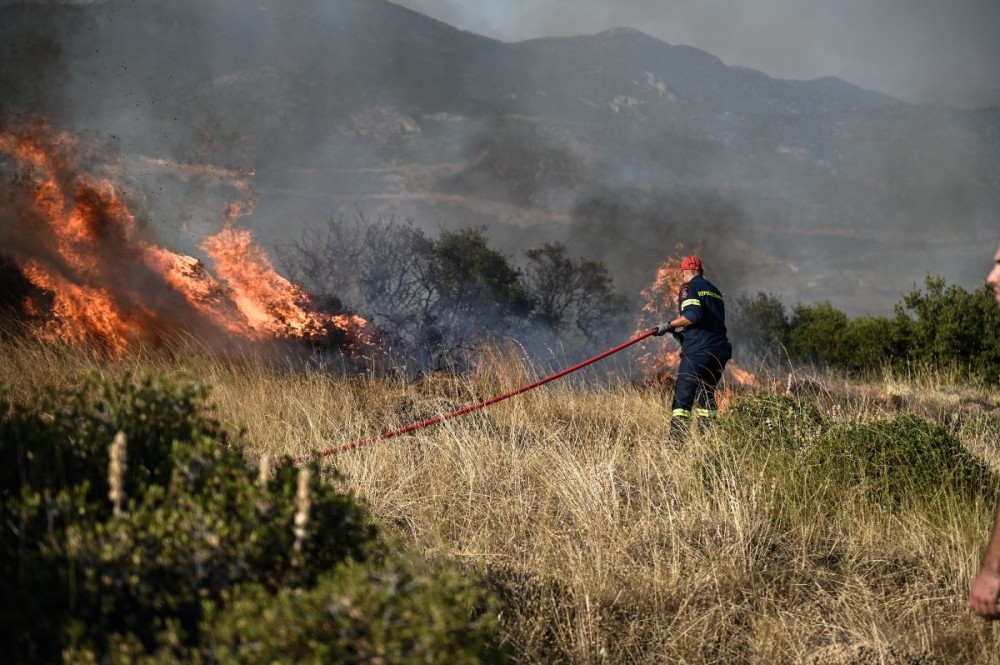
(0, 120), (371, 355)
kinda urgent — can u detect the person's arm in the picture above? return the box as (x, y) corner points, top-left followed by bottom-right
(675, 285), (702, 328)
(969, 500), (1000, 620)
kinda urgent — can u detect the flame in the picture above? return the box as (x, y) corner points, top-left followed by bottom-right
(223, 178), (257, 223)
(20, 259), (148, 354)
(201, 227), (328, 340)
(0, 120), (372, 355)
(636, 246), (760, 395)
(726, 361), (760, 388)
(635, 248), (686, 382)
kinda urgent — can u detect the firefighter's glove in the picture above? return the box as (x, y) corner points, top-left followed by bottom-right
(654, 322), (675, 337)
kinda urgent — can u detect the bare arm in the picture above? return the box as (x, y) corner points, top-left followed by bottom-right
(969, 500), (1000, 620)
(669, 315), (693, 329)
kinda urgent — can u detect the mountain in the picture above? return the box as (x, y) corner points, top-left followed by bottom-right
(2, 0), (998, 313)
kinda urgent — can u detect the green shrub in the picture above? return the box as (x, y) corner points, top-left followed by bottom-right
(702, 394), (828, 505)
(200, 556), (505, 665)
(807, 414), (996, 506)
(895, 278), (1000, 383)
(840, 315), (908, 373)
(717, 392), (827, 450)
(740, 277), (1000, 383)
(787, 302), (849, 368)
(728, 291), (790, 362)
(0, 373), (503, 663)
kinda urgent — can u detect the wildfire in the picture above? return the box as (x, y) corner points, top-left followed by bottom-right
(20, 259), (148, 354)
(201, 227), (329, 340)
(637, 247), (760, 399)
(636, 249), (686, 381)
(727, 362), (760, 388)
(0, 120), (372, 355)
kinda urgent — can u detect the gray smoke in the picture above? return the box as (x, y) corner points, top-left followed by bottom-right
(1, 0), (997, 330)
(394, 0), (1000, 108)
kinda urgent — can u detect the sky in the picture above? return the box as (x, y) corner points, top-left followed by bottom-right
(394, 0), (1000, 107)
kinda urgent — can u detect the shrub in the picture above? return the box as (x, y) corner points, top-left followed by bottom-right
(840, 314), (907, 373)
(786, 301), (849, 368)
(808, 414), (996, 506)
(0, 373), (503, 663)
(895, 277), (1000, 382)
(200, 556), (505, 665)
(737, 278), (1000, 382)
(717, 392), (828, 451)
(727, 291), (790, 362)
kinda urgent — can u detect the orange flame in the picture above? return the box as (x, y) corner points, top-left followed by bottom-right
(727, 362), (760, 388)
(635, 248), (686, 382)
(20, 259), (148, 354)
(201, 227), (328, 340)
(0, 120), (372, 355)
(636, 246), (760, 394)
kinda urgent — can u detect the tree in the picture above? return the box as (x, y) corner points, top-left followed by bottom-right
(727, 292), (790, 363)
(420, 228), (532, 364)
(278, 213), (434, 362)
(279, 214), (638, 370)
(279, 216), (533, 369)
(895, 277), (1000, 381)
(276, 211), (420, 314)
(787, 301), (849, 368)
(523, 242), (628, 343)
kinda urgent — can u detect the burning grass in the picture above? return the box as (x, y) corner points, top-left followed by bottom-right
(0, 120), (374, 356)
(3, 333), (1000, 664)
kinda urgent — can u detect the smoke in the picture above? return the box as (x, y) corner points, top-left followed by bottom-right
(394, 0), (1000, 107)
(0, 120), (375, 355)
(392, 0), (1000, 313)
(1, 0), (996, 332)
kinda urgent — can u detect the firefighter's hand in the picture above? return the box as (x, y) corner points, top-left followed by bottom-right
(969, 567), (1000, 620)
(654, 322), (674, 337)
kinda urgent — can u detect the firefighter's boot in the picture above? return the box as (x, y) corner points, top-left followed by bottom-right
(695, 408), (717, 437)
(669, 417), (689, 446)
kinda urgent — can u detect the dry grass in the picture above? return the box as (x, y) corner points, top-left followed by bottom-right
(4, 334), (1000, 664)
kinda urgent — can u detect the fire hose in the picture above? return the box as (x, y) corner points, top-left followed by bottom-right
(295, 327), (660, 463)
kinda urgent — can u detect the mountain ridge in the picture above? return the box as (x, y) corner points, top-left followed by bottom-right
(0, 0), (996, 313)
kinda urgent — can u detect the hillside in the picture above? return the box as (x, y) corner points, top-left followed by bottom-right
(1, 0), (998, 313)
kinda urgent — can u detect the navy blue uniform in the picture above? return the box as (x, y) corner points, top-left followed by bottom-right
(671, 275), (732, 424)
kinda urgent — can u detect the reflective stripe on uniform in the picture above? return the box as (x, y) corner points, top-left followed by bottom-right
(681, 299), (701, 309)
(672, 408), (692, 418)
(697, 290), (724, 301)
(695, 408), (717, 419)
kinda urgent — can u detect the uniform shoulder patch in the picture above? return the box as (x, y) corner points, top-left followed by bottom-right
(679, 285), (690, 300)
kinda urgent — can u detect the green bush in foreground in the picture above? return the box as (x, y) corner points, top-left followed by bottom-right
(717, 392), (828, 450)
(809, 414), (997, 507)
(0, 373), (504, 663)
(715, 394), (996, 511)
(199, 556), (499, 665)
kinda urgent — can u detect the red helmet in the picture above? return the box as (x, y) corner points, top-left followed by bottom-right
(681, 255), (703, 271)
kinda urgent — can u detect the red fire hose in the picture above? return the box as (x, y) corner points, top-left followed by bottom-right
(296, 327), (659, 463)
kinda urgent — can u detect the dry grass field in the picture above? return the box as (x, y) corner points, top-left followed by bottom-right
(4, 333), (1000, 664)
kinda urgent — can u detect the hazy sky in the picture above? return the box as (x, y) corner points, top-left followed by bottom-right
(394, 0), (1000, 107)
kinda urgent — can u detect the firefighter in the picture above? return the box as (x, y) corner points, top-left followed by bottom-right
(654, 255), (732, 443)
